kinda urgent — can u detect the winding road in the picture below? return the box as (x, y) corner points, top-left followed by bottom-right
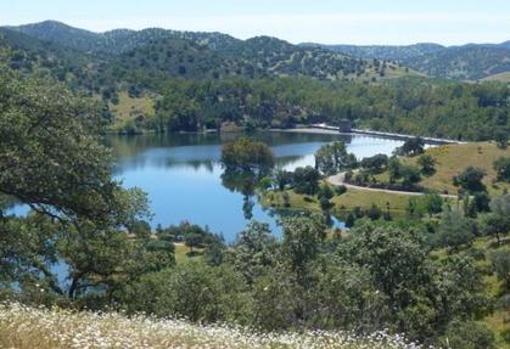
(326, 172), (458, 199)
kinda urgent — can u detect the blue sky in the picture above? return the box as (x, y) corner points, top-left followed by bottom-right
(1, 0), (509, 45)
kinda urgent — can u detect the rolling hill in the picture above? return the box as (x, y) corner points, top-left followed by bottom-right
(3, 20), (409, 82)
(303, 41), (510, 80)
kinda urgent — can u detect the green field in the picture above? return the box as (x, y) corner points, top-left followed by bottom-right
(262, 186), (415, 215)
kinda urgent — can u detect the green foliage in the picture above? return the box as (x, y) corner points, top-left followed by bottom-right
(339, 221), (489, 341)
(0, 65), (173, 303)
(494, 130), (509, 149)
(228, 222), (278, 284)
(481, 194), (510, 245)
(423, 193), (444, 216)
(3, 21), (510, 143)
(400, 164), (422, 187)
(292, 166), (321, 195)
(360, 154), (388, 174)
(434, 208), (474, 249)
(282, 215), (326, 275)
(388, 157), (403, 183)
(454, 167), (486, 193)
(396, 137), (425, 157)
(221, 137), (275, 173)
(417, 154), (436, 176)
(119, 263), (250, 323)
(493, 157), (510, 182)
(2, 23), (509, 346)
(316, 41), (510, 80)
(318, 185), (334, 200)
(441, 320), (495, 349)
(490, 249), (510, 290)
(309, 259), (388, 331)
(275, 170), (293, 191)
(314, 141), (357, 175)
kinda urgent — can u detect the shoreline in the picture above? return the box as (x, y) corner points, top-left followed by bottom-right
(272, 126), (465, 145)
(107, 126), (466, 145)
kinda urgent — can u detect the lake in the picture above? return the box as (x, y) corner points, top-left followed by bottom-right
(107, 131), (403, 242)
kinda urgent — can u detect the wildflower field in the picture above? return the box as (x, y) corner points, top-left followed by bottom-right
(0, 303), (427, 349)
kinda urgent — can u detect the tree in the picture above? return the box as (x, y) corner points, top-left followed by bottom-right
(229, 221), (278, 284)
(400, 164), (422, 188)
(345, 212), (356, 228)
(387, 157), (402, 183)
(221, 137), (275, 173)
(119, 262), (249, 323)
(360, 154), (388, 174)
(471, 192), (491, 214)
(314, 141), (357, 175)
(441, 320), (495, 349)
(275, 169), (293, 191)
(319, 196), (334, 211)
(490, 249), (510, 290)
(480, 194), (510, 245)
(417, 154), (436, 176)
(397, 137), (425, 156)
(318, 184), (334, 200)
(453, 167), (486, 193)
(342, 223), (437, 338)
(493, 157), (510, 182)
(0, 67), (167, 301)
(282, 215), (326, 276)
(434, 255), (491, 325)
(293, 166), (321, 195)
(481, 214), (509, 246)
(434, 208), (474, 250)
(494, 130), (508, 149)
(250, 267), (297, 330)
(423, 193), (444, 216)
(310, 260), (387, 331)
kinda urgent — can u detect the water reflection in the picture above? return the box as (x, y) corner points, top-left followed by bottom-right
(105, 131), (403, 241)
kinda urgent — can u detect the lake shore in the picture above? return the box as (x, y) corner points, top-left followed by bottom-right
(272, 126), (465, 145)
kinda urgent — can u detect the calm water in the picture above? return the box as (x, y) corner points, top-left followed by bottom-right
(107, 131), (403, 241)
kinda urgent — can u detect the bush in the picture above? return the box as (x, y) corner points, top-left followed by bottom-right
(494, 157), (510, 182)
(453, 167), (486, 193)
(441, 320), (495, 349)
(417, 154), (436, 176)
(334, 185), (347, 196)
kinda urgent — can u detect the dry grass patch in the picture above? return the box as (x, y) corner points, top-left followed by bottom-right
(109, 91), (155, 128)
(402, 142), (510, 196)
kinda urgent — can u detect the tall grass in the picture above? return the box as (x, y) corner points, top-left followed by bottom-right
(0, 303), (429, 349)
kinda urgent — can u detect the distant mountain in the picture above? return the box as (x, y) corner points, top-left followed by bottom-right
(8, 20), (240, 55)
(4, 21), (409, 82)
(407, 45), (510, 80)
(498, 40), (510, 49)
(301, 43), (445, 62)
(6, 20), (103, 53)
(302, 41), (510, 80)
(0, 26), (100, 84)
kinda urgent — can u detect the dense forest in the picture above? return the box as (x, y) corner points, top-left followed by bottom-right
(153, 77), (510, 141)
